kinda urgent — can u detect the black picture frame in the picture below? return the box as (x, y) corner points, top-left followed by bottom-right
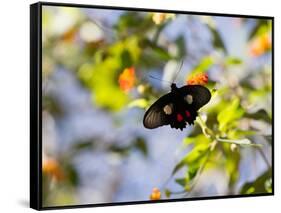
(30, 1), (274, 210)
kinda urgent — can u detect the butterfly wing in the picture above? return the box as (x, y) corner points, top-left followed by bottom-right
(143, 93), (174, 129)
(179, 85), (211, 111)
(143, 85), (211, 130)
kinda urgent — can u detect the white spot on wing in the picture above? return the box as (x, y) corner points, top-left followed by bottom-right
(185, 94), (193, 104)
(163, 104), (173, 115)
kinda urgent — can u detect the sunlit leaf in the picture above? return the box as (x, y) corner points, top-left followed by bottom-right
(190, 56), (214, 76)
(172, 143), (209, 175)
(217, 138), (262, 147)
(183, 143), (209, 164)
(78, 36), (142, 111)
(217, 98), (244, 132)
(128, 98), (149, 109)
(225, 57), (243, 66)
(227, 129), (257, 142)
(249, 20), (272, 40)
(183, 134), (210, 147)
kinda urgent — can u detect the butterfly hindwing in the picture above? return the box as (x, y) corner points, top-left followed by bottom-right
(168, 96), (198, 130)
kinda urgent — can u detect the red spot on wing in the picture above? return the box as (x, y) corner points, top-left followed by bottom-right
(185, 111), (191, 117)
(177, 114), (183, 122)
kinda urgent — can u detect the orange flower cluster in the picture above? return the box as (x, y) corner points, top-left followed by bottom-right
(118, 67), (136, 92)
(42, 158), (65, 181)
(250, 33), (271, 57)
(187, 73), (208, 86)
(150, 187), (161, 200)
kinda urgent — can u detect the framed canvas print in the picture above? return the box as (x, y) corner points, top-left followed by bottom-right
(30, 1), (274, 210)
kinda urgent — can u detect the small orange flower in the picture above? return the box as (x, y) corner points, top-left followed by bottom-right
(150, 187), (161, 200)
(250, 33), (271, 57)
(62, 27), (77, 43)
(152, 13), (175, 25)
(187, 73), (208, 86)
(42, 158), (65, 181)
(118, 67), (136, 92)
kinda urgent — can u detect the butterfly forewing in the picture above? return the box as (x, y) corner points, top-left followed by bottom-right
(179, 85), (211, 110)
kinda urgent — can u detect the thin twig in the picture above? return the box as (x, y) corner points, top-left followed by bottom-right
(183, 150), (211, 197)
(256, 146), (271, 169)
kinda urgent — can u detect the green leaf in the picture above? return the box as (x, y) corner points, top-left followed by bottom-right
(133, 137), (148, 157)
(240, 169), (272, 194)
(152, 45), (173, 61)
(172, 161), (185, 175)
(175, 35), (187, 58)
(164, 189), (171, 198)
(187, 166), (199, 180)
(264, 135), (272, 145)
(225, 149), (240, 186)
(144, 40), (173, 61)
(66, 164), (79, 186)
(121, 49), (133, 68)
(114, 12), (144, 33)
(73, 141), (95, 151)
(207, 26), (226, 52)
(244, 109), (271, 123)
(109, 145), (130, 156)
(175, 178), (186, 187)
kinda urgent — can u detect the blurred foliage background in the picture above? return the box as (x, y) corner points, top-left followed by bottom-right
(41, 5), (272, 207)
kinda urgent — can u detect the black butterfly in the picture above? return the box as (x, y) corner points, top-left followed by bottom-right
(143, 83), (211, 130)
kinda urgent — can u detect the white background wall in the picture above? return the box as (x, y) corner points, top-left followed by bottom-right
(0, 0), (279, 212)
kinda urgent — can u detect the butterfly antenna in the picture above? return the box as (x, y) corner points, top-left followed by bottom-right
(172, 60), (184, 83)
(149, 75), (172, 84)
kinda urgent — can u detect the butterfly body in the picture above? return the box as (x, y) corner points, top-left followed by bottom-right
(143, 83), (211, 131)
